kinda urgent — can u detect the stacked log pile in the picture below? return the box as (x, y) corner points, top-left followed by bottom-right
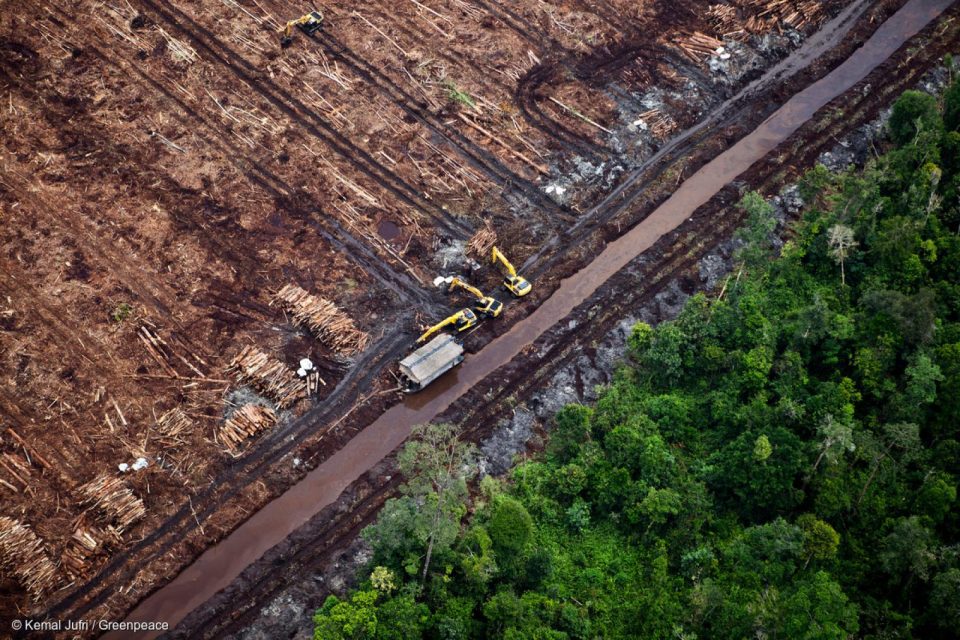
(219, 404), (278, 453)
(0, 516), (58, 599)
(77, 473), (146, 532)
(62, 527), (98, 577)
(467, 223), (497, 259)
(273, 285), (369, 356)
(673, 31), (725, 63)
(707, 0), (825, 40)
(61, 522), (119, 578)
(707, 4), (746, 39)
(156, 407), (193, 447)
(634, 109), (677, 138)
(227, 346), (307, 408)
(752, 0), (824, 30)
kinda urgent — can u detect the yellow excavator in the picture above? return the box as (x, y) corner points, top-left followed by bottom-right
(416, 308), (478, 343)
(278, 11), (323, 47)
(445, 276), (503, 318)
(491, 246), (532, 298)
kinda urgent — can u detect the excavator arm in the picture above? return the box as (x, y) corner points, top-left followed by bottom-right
(490, 246), (517, 276)
(448, 277), (486, 300)
(278, 11), (323, 47)
(448, 277), (503, 318)
(417, 309), (478, 343)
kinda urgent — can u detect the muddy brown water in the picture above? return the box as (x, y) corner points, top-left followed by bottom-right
(113, 0), (955, 635)
(376, 219), (401, 242)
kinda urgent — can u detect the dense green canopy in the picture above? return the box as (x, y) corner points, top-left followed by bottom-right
(313, 82), (960, 640)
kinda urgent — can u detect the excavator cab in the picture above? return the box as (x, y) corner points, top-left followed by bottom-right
(441, 276), (503, 318)
(474, 296), (504, 318)
(279, 11), (323, 47)
(491, 246), (532, 298)
(502, 274), (531, 298)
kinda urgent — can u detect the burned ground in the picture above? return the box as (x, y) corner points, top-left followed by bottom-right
(0, 0), (889, 627)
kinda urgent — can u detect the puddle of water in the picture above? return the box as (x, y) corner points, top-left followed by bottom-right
(377, 219), (401, 241)
(114, 0), (954, 635)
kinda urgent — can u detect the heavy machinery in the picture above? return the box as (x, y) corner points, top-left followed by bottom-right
(441, 276), (503, 318)
(401, 309), (476, 391)
(491, 246), (532, 297)
(416, 308), (478, 344)
(278, 11), (323, 47)
(399, 333), (464, 392)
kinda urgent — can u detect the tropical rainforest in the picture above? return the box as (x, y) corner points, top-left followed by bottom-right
(312, 79), (960, 639)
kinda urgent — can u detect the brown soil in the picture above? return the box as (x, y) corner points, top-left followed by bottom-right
(161, 2), (960, 637)
(0, 0), (911, 631)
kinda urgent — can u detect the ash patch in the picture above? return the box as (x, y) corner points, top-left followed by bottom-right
(698, 253), (729, 291)
(543, 156), (622, 207)
(236, 593), (310, 640)
(591, 317), (638, 382)
(817, 112), (888, 171)
(223, 387), (276, 420)
(530, 365), (579, 420)
(637, 279), (691, 325)
(479, 408), (536, 477)
(432, 238), (479, 273)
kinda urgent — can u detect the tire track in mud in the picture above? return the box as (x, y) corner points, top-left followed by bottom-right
(120, 0), (956, 634)
(43, 325), (413, 621)
(102, 53), (430, 306)
(5, 16), (431, 619)
(384, 0), (624, 159)
(515, 62), (614, 158)
(134, 0), (472, 241)
(498, 0), (684, 158)
(312, 0), (611, 175)
(299, 27), (575, 222)
(506, 2), (685, 158)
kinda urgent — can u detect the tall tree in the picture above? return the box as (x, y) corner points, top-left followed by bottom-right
(363, 423), (477, 581)
(827, 224), (858, 285)
(735, 191), (778, 271)
(811, 414), (855, 473)
(399, 422), (478, 582)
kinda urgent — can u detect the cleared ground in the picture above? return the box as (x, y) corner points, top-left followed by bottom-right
(1, 0), (853, 623)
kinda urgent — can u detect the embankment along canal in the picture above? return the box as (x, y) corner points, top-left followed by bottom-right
(113, 0), (957, 636)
